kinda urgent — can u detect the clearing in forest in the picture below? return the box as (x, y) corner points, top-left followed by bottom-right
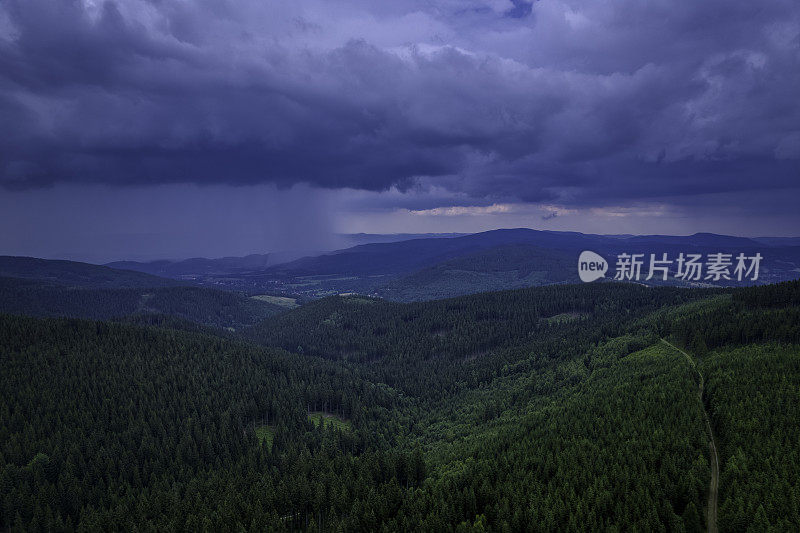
(308, 412), (351, 431)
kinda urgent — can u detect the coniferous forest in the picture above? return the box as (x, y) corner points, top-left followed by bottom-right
(1, 279), (799, 531)
(3, 0), (799, 529)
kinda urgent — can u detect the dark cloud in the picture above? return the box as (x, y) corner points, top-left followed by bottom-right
(505, 1), (534, 19)
(0, 0), (798, 215)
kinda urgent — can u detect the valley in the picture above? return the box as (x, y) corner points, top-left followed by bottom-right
(4, 0), (798, 529)
(96, 229), (800, 302)
(2, 272), (798, 530)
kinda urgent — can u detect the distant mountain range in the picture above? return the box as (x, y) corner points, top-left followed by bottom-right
(107, 253), (277, 278)
(336, 232), (468, 247)
(86, 228), (800, 301)
(752, 237), (800, 247)
(268, 229), (768, 277)
(104, 234), (470, 277)
(4, 229), (799, 306)
(260, 229), (800, 300)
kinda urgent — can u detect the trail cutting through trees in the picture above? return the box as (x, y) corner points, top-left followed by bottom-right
(661, 339), (719, 533)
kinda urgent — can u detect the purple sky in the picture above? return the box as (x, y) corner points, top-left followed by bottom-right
(1, 0), (799, 261)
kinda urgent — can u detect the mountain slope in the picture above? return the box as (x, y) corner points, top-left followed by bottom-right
(107, 253), (277, 277)
(90, 230), (800, 301)
(3, 280), (799, 530)
(268, 229), (776, 278)
(0, 256), (286, 328)
(0, 256), (182, 288)
(0, 313), (409, 531)
(266, 228), (608, 277)
(258, 229), (800, 299)
(245, 280), (800, 530)
(0, 277), (284, 328)
(377, 244), (576, 301)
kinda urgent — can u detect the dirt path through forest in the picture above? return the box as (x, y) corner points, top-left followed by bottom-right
(661, 339), (719, 533)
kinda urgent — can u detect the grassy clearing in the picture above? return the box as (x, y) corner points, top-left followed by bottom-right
(250, 294), (299, 308)
(308, 412), (351, 431)
(255, 425), (275, 449)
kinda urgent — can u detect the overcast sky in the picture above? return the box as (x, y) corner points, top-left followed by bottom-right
(1, 0), (799, 261)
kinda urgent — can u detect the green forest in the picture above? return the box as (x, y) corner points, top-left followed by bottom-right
(2, 280), (799, 531)
(0, 277), (283, 329)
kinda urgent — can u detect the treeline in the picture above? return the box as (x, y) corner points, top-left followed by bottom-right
(654, 281), (800, 354)
(731, 279), (800, 308)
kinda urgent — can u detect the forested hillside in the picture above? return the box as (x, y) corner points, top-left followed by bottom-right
(377, 244), (575, 302)
(0, 256), (288, 329)
(245, 284), (714, 398)
(2, 281), (799, 530)
(702, 345), (800, 531)
(399, 342), (711, 530)
(0, 315), (415, 531)
(0, 277), (284, 329)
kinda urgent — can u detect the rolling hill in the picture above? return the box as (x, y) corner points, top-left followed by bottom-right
(266, 228), (605, 277)
(4, 279), (797, 530)
(0, 256), (183, 288)
(0, 257), (285, 329)
(90, 230), (800, 301)
(260, 229), (800, 299)
(376, 244), (576, 301)
(107, 253), (277, 278)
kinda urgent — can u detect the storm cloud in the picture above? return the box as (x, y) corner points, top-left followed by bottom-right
(1, 0), (799, 211)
